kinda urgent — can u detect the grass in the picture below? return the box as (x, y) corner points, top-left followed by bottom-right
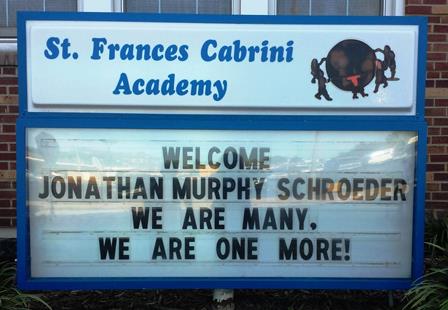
(404, 216), (448, 310)
(0, 261), (52, 310)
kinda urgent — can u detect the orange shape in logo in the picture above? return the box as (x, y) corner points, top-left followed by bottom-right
(346, 75), (361, 87)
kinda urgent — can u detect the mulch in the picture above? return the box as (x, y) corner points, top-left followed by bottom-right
(30, 289), (406, 310)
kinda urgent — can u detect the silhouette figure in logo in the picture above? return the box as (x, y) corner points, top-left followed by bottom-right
(375, 45), (397, 80)
(346, 74), (369, 99)
(311, 58), (332, 101)
(373, 60), (388, 93)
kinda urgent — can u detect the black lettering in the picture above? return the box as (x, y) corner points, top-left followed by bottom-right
(173, 177), (191, 199)
(295, 208), (308, 230)
(169, 237), (182, 259)
(253, 178), (265, 200)
(308, 178), (321, 200)
(242, 208), (260, 230)
(238, 178), (250, 199)
(67, 176), (82, 199)
(331, 238), (343, 261)
(200, 207), (212, 229)
(321, 178), (335, 200)
(292, 178), (305, 200)
(279, 238), (297, 260)
(381, 178), (393, 200)
(185, 237), (195, 259)
(99, 237), (117, 260)
(192, 177), (206, 199)
(132, 207), (150, 229)
(195, 147), (206, 169)
(223, 147), (238, 169)
(152, 237), (167, 260)
(279, 208), (293, 230)
(208, 147), (221, 169)
(150, 177), (163, 199)
(118, 237), (130, 260)
(352, 178), (364, 200)
(259, 147), (270, 169)
(337, 178), (351, 200)
(299, 238), (313, 260)
(182, 207), (197, 229)
(39, 176), (49, 199)
(163, 146), (180, 169)
(51, 176), (66, 199)
(247, 238), (258, 260)
(316, 238), (330, 261)
(152, 207), (162, 229)
(394, 178), (407, 201)
(208, 177), (221, 199)
(277, 178), (290, 200)
(239, 147), (258, 169)
(215, 207), (225, 229)
(216, 237), (230, 259)
(85, 176), (100, 199)
(366, 178), (379, 200)
(222, 178), (236, 199)
(183, 147), (193, 169)
(262, 208), (277, 230)
(132, 177), (147, 199)
(118, 176), (130, 199)
(232, 237), (244, 259)
(103, 176), (115, 199)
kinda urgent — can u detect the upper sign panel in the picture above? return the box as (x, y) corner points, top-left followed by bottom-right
(25, 16), (421, 115)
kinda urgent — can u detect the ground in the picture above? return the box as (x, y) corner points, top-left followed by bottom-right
(31, 289), (406, 310)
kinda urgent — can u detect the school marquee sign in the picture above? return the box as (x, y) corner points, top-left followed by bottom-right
(17, 12), (427, 290)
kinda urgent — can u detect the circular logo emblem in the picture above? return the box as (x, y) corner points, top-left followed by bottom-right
(325, 39), (376, 91)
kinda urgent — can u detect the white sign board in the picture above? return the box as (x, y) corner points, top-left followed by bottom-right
(26, 21), (419, 115)
(27, 128), (416, 278)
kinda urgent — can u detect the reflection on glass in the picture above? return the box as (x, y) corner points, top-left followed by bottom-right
(26, 129), (417, 279)
(123, 0), (232, 14)
(277, 0), (382, 16)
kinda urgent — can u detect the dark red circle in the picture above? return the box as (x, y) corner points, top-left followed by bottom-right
(325, 39), (376, 91)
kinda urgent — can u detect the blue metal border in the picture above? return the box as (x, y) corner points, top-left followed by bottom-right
(416, 16), (428, 120)
(16, 116), (427, 290)
(16, 12), (427, 119)
(16, 12), (427, 291)
(15, 118), (28, 287)
(412, 122), (427, 282)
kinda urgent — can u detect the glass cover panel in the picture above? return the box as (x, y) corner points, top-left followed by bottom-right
(8, 0), (43, 27)
(278, 0), (382, 16)
(1, 0), (77, 36)
(27, 128), (416, 279)
(348, 0), (382, 16)
(161, 0), (196, 14)
(45, 0), (78, 12)
(198, 0), (232, 15)
(124, 0), (159, 13)
(277, 0), (310, 16)
(0, 0), (7, 27)
(311, 0), (346, 16)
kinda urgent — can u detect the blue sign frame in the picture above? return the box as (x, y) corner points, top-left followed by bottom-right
(16, 12), (427, 290)
(17, 12), (428, 120)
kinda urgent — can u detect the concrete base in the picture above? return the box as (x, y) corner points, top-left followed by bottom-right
(0, 228), (16, 238)
(213, 289), (235, 310)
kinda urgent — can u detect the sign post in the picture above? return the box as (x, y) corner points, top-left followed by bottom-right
(17, 13), (427, 290)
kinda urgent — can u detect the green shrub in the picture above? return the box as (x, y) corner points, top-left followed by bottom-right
(404, 216), (448, 310)
(0, 261), (52, 310)
(425, 216), (448, 260)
